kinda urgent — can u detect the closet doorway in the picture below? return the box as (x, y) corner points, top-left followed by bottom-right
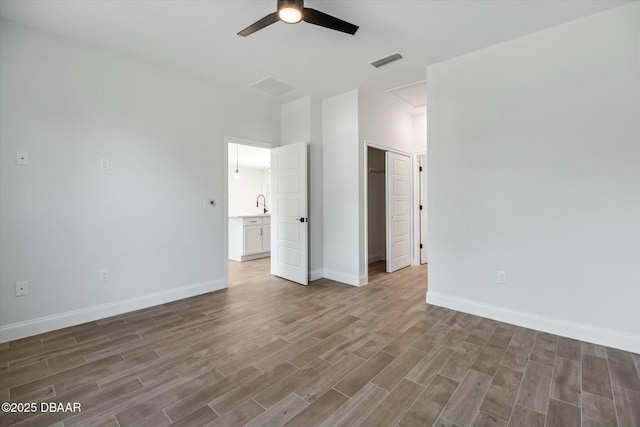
(367, 147), (386, 266)
(366, 144), (412, 277)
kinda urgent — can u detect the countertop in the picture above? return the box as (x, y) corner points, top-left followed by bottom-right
(229, 213), (271, 219)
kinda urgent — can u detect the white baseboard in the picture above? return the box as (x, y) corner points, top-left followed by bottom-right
(322, 268), (364, 287)
(309, 269), (323, 282)
(0, 279), (225, 343)
(239, 252), (270, 262)
(368, 253), (383, 264)
(359, 274), (368, 286)
(426, 291), (640, 354)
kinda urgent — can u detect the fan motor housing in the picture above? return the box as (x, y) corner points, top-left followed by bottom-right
(278, 0), (304, 11)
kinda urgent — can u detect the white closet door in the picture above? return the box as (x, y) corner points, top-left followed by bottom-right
(386, 151), (411, 273)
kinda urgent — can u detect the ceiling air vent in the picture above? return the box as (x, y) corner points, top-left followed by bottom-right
(250, 77), (295, 96)
(371, 52), (404, 68)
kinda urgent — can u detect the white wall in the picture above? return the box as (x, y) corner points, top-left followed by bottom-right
(322, 91), (362, 285)
(426, 3), (640, 352)
(412, 114), (427, 154)
(358, 91), (418, 277)
(320, 89), (421, 285)
(359, 91), (414, 153)
(228, 167), (270, 216)
(281, 96), (323, 279)
(0, 20), (279, 342)
(309, 97), (323, 279)
(281, 97), (311, 145)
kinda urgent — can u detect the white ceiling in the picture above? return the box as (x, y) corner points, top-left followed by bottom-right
(0, 0), (632, 115)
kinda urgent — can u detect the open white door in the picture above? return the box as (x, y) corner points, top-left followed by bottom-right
(386, 151), (411, 273)
(419, 155), (428, 264)
(271, 142), (308, 285)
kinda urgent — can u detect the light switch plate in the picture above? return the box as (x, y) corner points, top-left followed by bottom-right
(498, 270), (507, 284)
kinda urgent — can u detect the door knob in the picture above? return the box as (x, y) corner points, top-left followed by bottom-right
(298, 218), (308, 223)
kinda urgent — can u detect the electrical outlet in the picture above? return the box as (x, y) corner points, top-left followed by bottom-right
(16, 281), (28, 296)
(99, 268), (110, 282)
(498, 270), (507, 284)
(100, 158), (110, 170)
(16, 152), (29, 166)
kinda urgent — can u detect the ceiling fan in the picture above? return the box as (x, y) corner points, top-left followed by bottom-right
(238, 0), (359, 37)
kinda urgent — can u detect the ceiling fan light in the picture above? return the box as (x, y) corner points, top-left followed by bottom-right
(279, 6), (302, 23)
(239, 0), (358, 37)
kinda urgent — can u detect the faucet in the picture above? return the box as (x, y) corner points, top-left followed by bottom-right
(256, 194), (268, 214)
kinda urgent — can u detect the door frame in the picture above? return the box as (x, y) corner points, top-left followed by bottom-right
(413, 151), (426, 265)
(363, 140), (415, 283)
(223, 136), (275, 288)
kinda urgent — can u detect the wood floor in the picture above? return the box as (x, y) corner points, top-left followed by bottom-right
(1, 259), (639, 427)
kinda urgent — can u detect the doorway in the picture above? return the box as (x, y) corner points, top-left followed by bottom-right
(225, 138), (272, 287)
(367, 147), (386, 268)
(224, 138), (310, 288)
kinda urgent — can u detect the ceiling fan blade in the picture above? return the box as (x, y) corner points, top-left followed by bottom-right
(238, 12), (279, 37)
(302, 8), (359, 35)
